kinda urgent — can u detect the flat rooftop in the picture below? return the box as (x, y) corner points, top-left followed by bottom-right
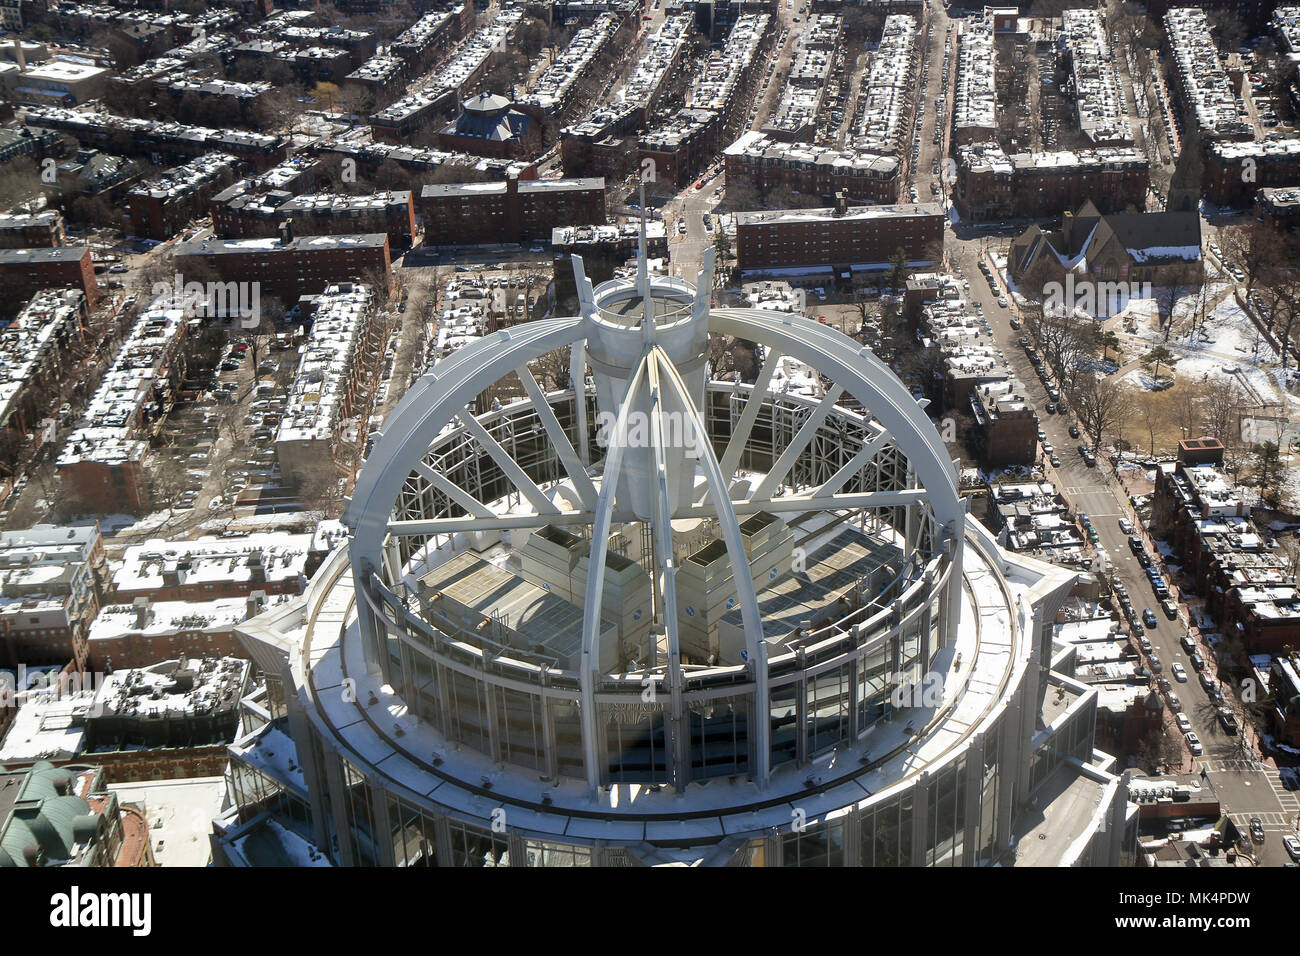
(415, 551), (615, 669)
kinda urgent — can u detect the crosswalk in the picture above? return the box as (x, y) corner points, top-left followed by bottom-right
(1203, 758), (1266, 774)
(1229, 810), (1294, 829)
(1267, 772), (1300, 815)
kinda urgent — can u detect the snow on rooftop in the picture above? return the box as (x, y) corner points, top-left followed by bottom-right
(113, 532), (314, 594)
(521, 13), (620, 113)
(128, 152), (240, 202)
(276, 284), (374, 446)
(0, 289), (84, 426)
(1062, 9), (1132, 145)
(1163, 8), (1253, 139)
(57, 291), (191, 467)
(853, 15), (916, 156)
(953, 13), (996, 133)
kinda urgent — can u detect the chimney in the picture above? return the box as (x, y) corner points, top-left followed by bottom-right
(278, 218), (294, 246)
(833, 190), (847, 217)
(248, 548), (266, 583)
(133, 596), (151, 630)
(246, 590), (267, 619)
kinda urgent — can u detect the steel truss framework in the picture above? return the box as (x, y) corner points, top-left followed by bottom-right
(345, 254), (966, 797)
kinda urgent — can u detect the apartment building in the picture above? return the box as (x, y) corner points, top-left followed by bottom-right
(173, 227), (391, 302)
(126, 153), (243, 241)
(275, 284), (376, 486)
(391, 5), (474, 72)
(955, 142), (1149, 220)
(421, 176), (606, 246)
(0, 524), (104, 671)
(724, 131), (903, 205)
(636, 14), (774, 190)
(952, 12), (996, 145)
(0, 210), (64, 249)
(1061, 9), (1132, 145)
(57, 294), (191, 514)
(212, 190), (416, 248)
(0, 289), (87, 438)
(1153, 440), (1300, 655)
(1204, 137), (1300, 207)
(0, 246), (97, 311)
(1162, 8), (1253, 141)
(24, 107), (288, 171)
(734, 199), (943, 275)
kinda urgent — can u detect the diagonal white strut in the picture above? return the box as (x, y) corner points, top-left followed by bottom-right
(749, 384), (845, 501)
(515, 363), (598, 509)
(653, 349), (771, 788)
(455, 409), (561, 516)
(578, 354), (649, 796)
(710, 348), (785, 500)
(646, 352), (686, 790)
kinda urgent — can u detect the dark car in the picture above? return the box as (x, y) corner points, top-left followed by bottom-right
(1189, 651), (1205, 671)
(1250, 817), (1265, 844)
(1128, 535), (1144, 554)
(1161, 599), (1178, 619)
(1218, 708), (1239, 734)
(1143, 608), (1158, 628)
(1044, 402), (1056, 414)
(1068, 425), (1080, 439)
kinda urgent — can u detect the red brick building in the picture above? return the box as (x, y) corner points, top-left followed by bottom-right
(0, 210), (65, 248)
(734, 201), (944, 274)
(0, 246), (97, 311)
(391, 5), (475, 73)
(211, 190), (416, 248)
(1152, 443), (1300, 656)
(421, 176), (606, 246)
(723, 131), (903, 205)
(955, 143), (1150, 222)
(173, 228), (391, 301)
(126, 153), (243, 241)
(1204, 138), (1300, 208)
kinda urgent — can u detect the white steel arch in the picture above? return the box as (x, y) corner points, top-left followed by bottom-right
(343, 262), (964, 796)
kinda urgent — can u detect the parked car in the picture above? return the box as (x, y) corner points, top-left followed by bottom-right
(1175, 712), (1192, 733)
(1217, 708), (1239, 735)
(1128, 535), (1144, 554)
(1118, 517), (1133, 535)
(1189, 651), (1205, 672)
(1161, 599), (1178, 619)
(1281, 834), (1300, 861)
(1185, 731), (1203, 756)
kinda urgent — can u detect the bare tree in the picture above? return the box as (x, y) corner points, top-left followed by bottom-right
(530, 348), (573, 391)
(1070, 374), (1132, 450)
